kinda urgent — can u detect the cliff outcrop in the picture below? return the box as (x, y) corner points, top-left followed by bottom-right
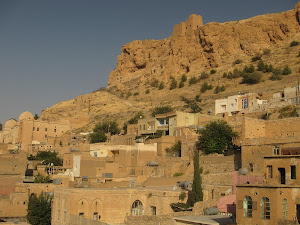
(108, 4), (300, 89)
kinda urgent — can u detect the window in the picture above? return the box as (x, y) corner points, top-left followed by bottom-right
(150, 206), (156, 215)
(143, 125), (145, 130)
(54, 129), (56, 132)
(273, 146), (280, 155)
(242, 98), (248, 109)
(33, 127), (35, 131)
(291, 166), (296, 179)
(267, 166), (273, 178)
(260, 197), (270, 220)
(243, 196), (253, 217)
(283, 198), (288, 219)
(249, 163), (254, 172)
(93, 212), (98, 220)
(64, 211), (66, 222)
(79, 212), (84, 217)
(45, 134), (47, 138)
(37, 127), (39, 131)
(45, 128), (47, 131)
(131, 200), (144, 216)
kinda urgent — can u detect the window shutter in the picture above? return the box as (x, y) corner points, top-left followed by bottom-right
(237, 200), (243, 209)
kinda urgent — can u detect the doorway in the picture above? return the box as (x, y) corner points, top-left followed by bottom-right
(278, 168), (286, 184)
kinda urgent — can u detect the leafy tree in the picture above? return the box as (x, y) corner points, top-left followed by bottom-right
(89, 130), (107, 143)
(242, 72), (262, 84)
(222, 72), (228, 78)
(27, 193), (52, 225)
(34, 173), (51, 183)
(279, 106), (299, 118)
(93, 121), (120, 135)
(28, 151), (62, 166)
(196, 120), (237, 154)
(189, 150), (203, 206)
(145, 89), (150, 94)
(34, 113), (39, 120)
(151, 106), (173, 117)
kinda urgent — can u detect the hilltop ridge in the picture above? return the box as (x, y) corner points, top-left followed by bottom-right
(108, 3), (300, 90)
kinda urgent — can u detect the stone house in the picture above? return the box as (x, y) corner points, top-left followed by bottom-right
(51, 186), (186, 225)
(215, 93), (267, 116)
(236, 153), (300, 225)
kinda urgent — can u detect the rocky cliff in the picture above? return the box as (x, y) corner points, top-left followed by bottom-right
(108, 3), (300, 90)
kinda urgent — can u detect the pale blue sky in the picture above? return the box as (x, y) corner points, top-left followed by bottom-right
(0, 0), (296, 125)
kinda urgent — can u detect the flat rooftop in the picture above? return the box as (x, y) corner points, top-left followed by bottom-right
(174, 215), (235, 225)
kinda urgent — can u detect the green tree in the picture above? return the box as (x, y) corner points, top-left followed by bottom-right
(27, 193), (52, 225)
(196, 120), (237, 154)
(189, 150), (203, 206)
(242, 72), (262, 84)
(257, 59), (265, 71)
(151, 106), (173, 117)
(34, 173), (51, 183)
(93, 121), (120, 135)
(28, 151), (63, 166)
(189, 77), (198, 85)
(181, 96), (202, 113)
(88, 130), (107, 143)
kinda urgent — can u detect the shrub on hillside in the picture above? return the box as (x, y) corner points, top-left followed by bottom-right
(241, 72), (263, 84)
(200, 72), (209, 80)
(233, 59), (242, 65)
(189, 77), (198, 85)
(270, 73), (282, 81)
(251, 55), (261, 62)
(151, 106), (173, 117)
(200, 82), (213, 93)
(170, 77), (178, 90)
(282, 65), (292, 75)
(158, 82), (164, 90)
(181, 74), (187, 83)
(279, 106), (299, 118)
(290, 41), (300, 47)
(145, 89), (150, 94)
(210, 69), (217, 74)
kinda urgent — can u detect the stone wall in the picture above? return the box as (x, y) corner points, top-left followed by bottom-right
(69, 215), (107, 225)
(125, 215), (176, 225)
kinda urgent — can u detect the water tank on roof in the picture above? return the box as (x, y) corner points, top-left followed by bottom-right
(238, 168), (248, 175)
(204, 207), (219, 215)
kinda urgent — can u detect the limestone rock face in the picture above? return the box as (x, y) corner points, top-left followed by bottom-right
(108, 5), (300, 89)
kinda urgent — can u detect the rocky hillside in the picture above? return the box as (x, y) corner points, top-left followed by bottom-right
(108, 2), (300, 90)
(40, 3), (300, 131)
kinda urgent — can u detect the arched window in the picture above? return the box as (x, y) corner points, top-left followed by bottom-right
(260, 197), (270, 219)
(283, 198), (288, 219)
(131, 200), (144, 216)
(243, 196), (253, 217)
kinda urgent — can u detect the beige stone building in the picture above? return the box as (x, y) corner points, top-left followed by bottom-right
(239, 117), (300, 175)
(0, 111), (71, 152)
(215, 93), (267, 116)
(52, 186), (186, 224)
(236, 154), (300, 225)
(138, 111), (201, 137)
